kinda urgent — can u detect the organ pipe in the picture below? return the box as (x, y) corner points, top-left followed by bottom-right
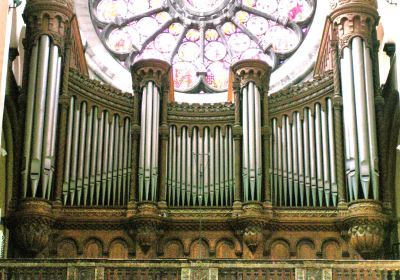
(296, 113), (305, 207)
(41, 44), (59, 199)
(22, 43), (38, 198)
(76, 102), (87, 205)
(352, 37), (371, 199)
(61, 104), (132, 206)
(363, 42), (379, 200)
(270, 104), (339, 207)
(315, 104), (324, 206)
(31, 35), (50, 197)
(341, 47), (358, 201)
(166, 126), (234, 207)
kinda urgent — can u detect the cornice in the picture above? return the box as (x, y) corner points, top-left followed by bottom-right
(269, 71), (334, 118)
(167, 102), (235, 125)
(68, 69), (133, 117)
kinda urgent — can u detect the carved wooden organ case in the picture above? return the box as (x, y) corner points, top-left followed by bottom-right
(5, 0), (399, 261)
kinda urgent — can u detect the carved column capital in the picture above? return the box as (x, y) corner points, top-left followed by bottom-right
(231, 59), (272, 95)
(130, 59), (172, 94)
(330, 0), (379, 53)
(23, 0), (74, 52)
(12, 199), (54, 256)
(343, 200), (388, 259)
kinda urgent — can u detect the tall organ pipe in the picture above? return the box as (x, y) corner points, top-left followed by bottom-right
(341, 47), (358, 201)
(352, 37), (371, 199)
(182, 127), (188, 206)
(315, 104), (324, 206)
(48, 56), (62, 200)
(254, 86), (262, 201)
(272, 119), (278, 204)
(96, 112), (105, 205)
(63, 97), (75, 205)
(107, 115), (115, 205)
(101, 112), (110, 205)
(286, 116), (293, 206)
(176, 130), (182, 205)
(303, 109), (311, 206)
(118, 120), (124, 205)
(31, 35), (50, 197)
(22, 43), (38, 198)
(151, 84), (159, 201)
(83, 107), (94, 206)
(41, 44), (59, 198)
(321, 103), (331, 206)
(292, 113), (299, 206)
(76, 102), (87, 205)
(242, 86), (249, 202)
(327, 99), (338, 206)
(363, 42), (379, 200)
(139, 86), (147, 201)
(296, 113), (305, 207)
(248, 82), (256, 201)
(90, 107), (99, 206)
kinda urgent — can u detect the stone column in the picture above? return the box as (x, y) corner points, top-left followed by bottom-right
(330, 0), (388, 258)
(13, 0), (73, 257)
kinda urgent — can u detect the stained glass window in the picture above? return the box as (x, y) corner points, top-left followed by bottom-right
(90, 0), (315, 92)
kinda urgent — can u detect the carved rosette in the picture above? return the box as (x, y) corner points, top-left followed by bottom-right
(344, 201), (387, 259)
(127, 202), (164, 254)
(23, 0), (74, 51)
(13, 199), (54, 256)
(329, 0), (378, 53)
(130, 59), (172, 95)
(231, 59), (271, 96)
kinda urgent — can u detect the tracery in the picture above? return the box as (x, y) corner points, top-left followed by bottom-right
(90, 0), (315, 92)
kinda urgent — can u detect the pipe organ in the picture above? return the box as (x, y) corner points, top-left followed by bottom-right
(241, 81), (263, 202)
(167, 125), (234, 207)
(340, 37), (379, 201)
(62, 100), (132, 206)
(22, 35), (63, 199)
(270, 99), (338, 207)
(138, 81), (160, 202)
(8, 0), (395, 262)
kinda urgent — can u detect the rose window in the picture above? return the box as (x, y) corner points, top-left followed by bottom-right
(90, 0), (316, 92)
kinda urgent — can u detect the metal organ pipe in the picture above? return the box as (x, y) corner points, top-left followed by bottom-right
(31, 35), (50, 197)
(41, 44), (59, 199)
(327, 99), (338, 206)
(63, 97), (75, 205)
(303, 109), (311, 206)
(296, 112), (305, 207)
(166, 125), (234, 207)
(341, 47), (359, 201)
(95, 110), (104, 205)
(286, 116), (293, 206)
(363, 42), (379, 200)
(321, 103), (331, 207)
(352, 37), (371, 199)
(76, 102), (87, 205)
(315, 103), (324, 206)
(292, 113), (299, 206)
(22, 43), (38, 198)
(83, 107), (93, 206)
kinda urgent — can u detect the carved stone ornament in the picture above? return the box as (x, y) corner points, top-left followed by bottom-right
(127, 202), (164, 254)
(329, 0), (378, 53)
(135, 224), (159, 253)
(243, 225), (264, 253)
(343, 201), (388, 259)
(23, 0), (74, 51)
(348, 221), (384, 259)
(130, 59), (172, 94)
(13, 199), (54, 256)
(231, 59), (272, 96)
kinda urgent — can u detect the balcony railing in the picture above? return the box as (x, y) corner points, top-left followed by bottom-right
(1, 259), (400, 280)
